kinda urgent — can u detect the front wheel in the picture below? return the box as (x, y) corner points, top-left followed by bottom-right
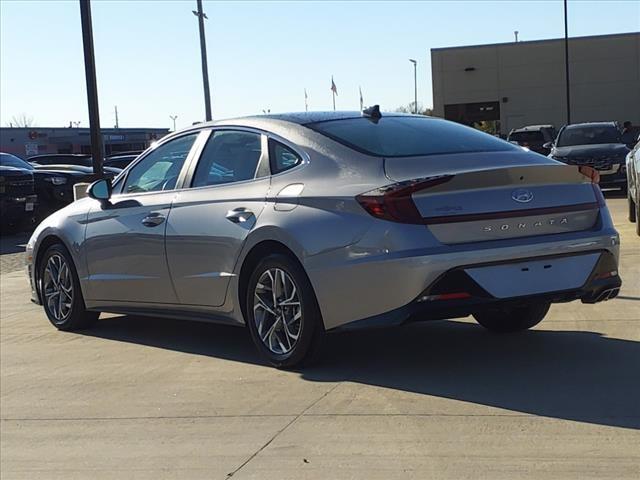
(39, 244), (99, 331)
(245, 254), (324, 369)
(473, 302), (550, 333)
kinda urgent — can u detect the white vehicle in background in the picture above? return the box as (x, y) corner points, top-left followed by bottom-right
(627, 139), (640, 236)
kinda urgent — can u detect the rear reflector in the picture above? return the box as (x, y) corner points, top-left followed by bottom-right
(417, 292), (471, 302)
(357, 175), (453, 223)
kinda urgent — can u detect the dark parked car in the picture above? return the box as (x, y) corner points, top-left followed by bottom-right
(1, 153), (120, 218)
(507, 125), (557, 155)
(103, 154), (139, 169)
(546, 122), (630, 192)
(29, 152), (138, 170)
(0, 159), (37, 231)
(28, 154), (92, 167)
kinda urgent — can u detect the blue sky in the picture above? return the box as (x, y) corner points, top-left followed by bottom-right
(1, 0), (638, 129)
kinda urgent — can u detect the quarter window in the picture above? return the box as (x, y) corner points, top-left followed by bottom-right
(269, 139), (301, 174)
(192, 131), (262, 187)
(123, 133), (197, 193)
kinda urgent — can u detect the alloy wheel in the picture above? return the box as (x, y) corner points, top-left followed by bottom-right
(253, 268), (302, 354)
(43, 254), (74, 322)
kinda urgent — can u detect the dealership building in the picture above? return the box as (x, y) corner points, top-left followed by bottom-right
(431, 32), (640, 136)
(0, 127), (170, 158)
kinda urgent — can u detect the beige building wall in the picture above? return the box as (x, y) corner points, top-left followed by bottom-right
(431, 32), (640, 135)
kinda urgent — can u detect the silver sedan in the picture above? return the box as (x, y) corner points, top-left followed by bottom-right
(26, 110), (622, 367)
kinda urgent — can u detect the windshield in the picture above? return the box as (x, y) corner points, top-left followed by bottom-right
(557, 126), (622, 147)
(508, 131), (545, 143)
(307, 116), (519, 157)
(0, 153), (33, 170)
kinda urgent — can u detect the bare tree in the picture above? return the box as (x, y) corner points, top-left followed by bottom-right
(395, 103), (432, 116)
(8, 113), (36, 127)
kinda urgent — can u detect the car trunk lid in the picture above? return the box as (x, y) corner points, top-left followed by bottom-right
(383, 152), (600, 244)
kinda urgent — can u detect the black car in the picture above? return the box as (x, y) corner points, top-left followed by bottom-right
(29, 152), (138, 170)
(1, 153), (120, 218)
(507, 125), (557, 155)
(103, 154), (139, 169)
(28, 153), (93, 167)
(546, 122), (630, 192)
(0, 161), (37, 231)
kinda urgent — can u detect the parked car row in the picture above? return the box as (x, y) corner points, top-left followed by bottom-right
(508, 121), (638, 194)
(0, 152), (122, 232)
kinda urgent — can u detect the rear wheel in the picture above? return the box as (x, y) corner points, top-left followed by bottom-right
(245, 254), (324, 369)
(39, 244), (98, 331)
(629, 193), (636, 223)
(473, 302), (550, 333)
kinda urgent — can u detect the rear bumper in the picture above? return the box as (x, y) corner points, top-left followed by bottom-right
(336, 250), (621, 331)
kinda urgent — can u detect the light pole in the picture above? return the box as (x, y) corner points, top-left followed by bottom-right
(193, 0), (212, 121)
(409, 59), (417, 114)
(169, 115), (178, 131)
(563, 0), (571, 124)
(79, 0), (104, 179)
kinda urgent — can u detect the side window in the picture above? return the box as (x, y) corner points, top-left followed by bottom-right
(192, 130), (262, 187)
(122, 133), (197, 194)
(268, 139), (302, 174)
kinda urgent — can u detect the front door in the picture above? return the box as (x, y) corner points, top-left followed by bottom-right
(165, 129), (270, 306)
(84, 132), (200, 304)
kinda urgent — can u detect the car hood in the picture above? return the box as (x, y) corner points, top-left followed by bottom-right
(552, 143), (630, 163)
(0, 166), (33, 177)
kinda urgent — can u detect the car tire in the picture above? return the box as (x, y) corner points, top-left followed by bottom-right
(473, 302), (550, 333)
(245, 253), (324, 369)
(629, 194), (636, 223)
(38, 243), (99, 331)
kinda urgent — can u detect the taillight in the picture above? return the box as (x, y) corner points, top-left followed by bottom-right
(578, 166), (606, 207)
(579, 165), (600, 184)
(356, 175), (453, 223)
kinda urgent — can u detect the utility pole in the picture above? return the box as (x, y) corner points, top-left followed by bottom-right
(79, 0), (103, 179)
(193, 0), (212, 121)
(564, 0), (571, 124)
(169, 115), (178, 131)
(409, 59), (417, 114)
(114, 105), (119, 128)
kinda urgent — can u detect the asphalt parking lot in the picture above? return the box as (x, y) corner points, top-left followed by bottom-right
(1, 196), (638, 479)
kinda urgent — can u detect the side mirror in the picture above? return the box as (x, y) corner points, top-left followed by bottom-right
(543, 142), (553, 150)
(87, 178), (112, 202)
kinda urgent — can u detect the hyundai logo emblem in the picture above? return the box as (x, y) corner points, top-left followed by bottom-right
(511, 188), (534, 203)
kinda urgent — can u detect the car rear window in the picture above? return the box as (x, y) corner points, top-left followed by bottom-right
(306, 116), (518, 157)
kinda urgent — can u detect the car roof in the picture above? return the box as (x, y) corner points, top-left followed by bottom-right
(510, 125), (555, 132)
(564, 122), (618, 129)
(186, 111), (416, 131)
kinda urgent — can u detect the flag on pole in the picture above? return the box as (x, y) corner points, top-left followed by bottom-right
(359, 86), (363, 111)
(304, 88), (308, 112)
(331, 76), (337, 111)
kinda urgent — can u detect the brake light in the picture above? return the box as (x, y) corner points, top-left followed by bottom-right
(356, 175), (454, 223)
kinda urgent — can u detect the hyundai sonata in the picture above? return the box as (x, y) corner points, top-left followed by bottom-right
(26, 109), (622, 367)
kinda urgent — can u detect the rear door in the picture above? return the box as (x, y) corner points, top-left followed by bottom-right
(165, 128), (270, 307)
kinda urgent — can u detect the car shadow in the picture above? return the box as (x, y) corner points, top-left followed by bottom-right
(85, 315), (640, 430)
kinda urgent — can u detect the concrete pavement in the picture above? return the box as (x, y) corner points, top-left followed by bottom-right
(1, 197), (638, 479)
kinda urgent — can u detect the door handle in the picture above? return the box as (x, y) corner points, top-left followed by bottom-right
(141, 212), (166, 227)
(225, 208), (254, 224)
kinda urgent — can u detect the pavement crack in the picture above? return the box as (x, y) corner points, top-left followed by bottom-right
(225, 382), (342, 478)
